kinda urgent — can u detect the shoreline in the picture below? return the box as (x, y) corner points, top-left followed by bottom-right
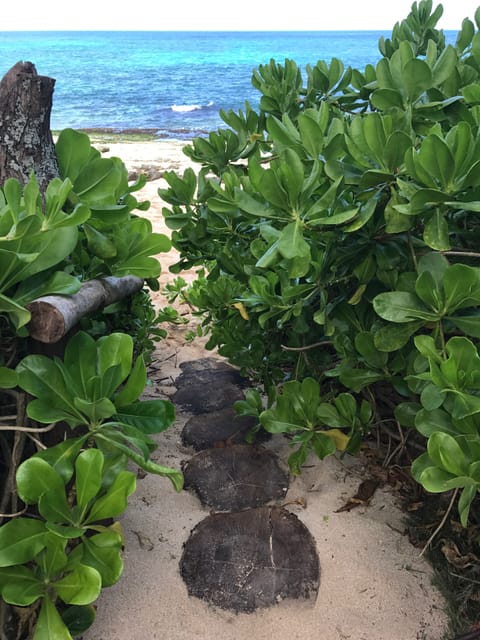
(52, 127), (207, 144)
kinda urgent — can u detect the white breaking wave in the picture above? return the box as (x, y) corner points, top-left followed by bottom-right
(171, 101), (214, 113)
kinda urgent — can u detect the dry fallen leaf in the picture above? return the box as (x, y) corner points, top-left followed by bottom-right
(335, 478), (380, 513)
(131, 530), (154, 551)
(440, 539), (479, 570)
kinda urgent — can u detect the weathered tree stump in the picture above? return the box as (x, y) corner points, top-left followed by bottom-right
(180, 506), (320, 613)
(173, 358), (247, 413)
(181, 407), (259, 450)
(182, 444), (289, 511)
(0, 61), (59, 192)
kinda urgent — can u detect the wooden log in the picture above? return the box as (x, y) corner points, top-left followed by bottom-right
(0, 61), (59, 191)
(26, 276), (144, 344)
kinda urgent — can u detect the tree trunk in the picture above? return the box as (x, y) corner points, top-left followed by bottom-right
(26, 276), (144, 343)
(0, 61), (59, 191)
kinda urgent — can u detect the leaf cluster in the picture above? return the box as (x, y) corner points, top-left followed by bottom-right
(159, 1), (480, 522)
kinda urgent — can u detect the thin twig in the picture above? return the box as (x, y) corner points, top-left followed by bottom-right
(0, 506), (27, 518)
(442, 250), (480, 259)
(0, 422), (57, 433)
(26, 434), (47, 450)
(419, 488), (459, 557)
(281, 340), (332, 352)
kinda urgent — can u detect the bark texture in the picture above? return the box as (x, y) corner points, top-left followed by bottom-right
(26, 276), (144, 343)
(0, 61), (59, 191)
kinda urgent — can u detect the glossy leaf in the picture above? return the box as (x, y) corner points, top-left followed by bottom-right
(75, 449), (104, 512)
(114, 399), (175, 433)
(427, 432), (468, 476)
(53, 565), (102, 605)
(85, 470), (136, 523)
(0, 566), (44, 605)
(34, 597), (73, 640)
(16, 457), (65, 505)
(0, 518), (47, 567)
(61, 605), (96, 636)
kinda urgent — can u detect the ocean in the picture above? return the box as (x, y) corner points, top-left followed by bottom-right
(0, 30), (457, 139)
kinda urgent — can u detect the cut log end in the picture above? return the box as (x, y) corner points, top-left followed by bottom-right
(26, 276), (144, 343)
(26, 301), (66, 344)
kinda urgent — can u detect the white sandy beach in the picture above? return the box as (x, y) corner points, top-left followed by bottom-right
(82, 139), (449, 640)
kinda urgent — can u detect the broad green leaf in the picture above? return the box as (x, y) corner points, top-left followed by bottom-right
(85, 470), (136, 523)
(79, 532), (123, 587)
(114, 354), (147, 407)
(444, 265), (480, 312)
(423, 210), (450, 251)
(73, 397), (116, 423)
(46, 523), (87, 539)
(316, 403), (342, 428)
(458, 484), (478, 527)
(61, 605), (96, 636)
(261, 417), (307, 434)
(355, 332), (388, 368)
(0, 518), (47, 566)
(114, 399), (175, 433)
(75, 449), (104, 513)
(39, 535), (68, 579)
(402, 59), (432, 102)
(311, 432), (337, 459)
(84, 224), (117, 259)
(14, 271), (81, 307)
(38, 489), (72, 524)
(277, 221), (310, 260)
(415, 408), (458, 437)
(374, 321), (423, 352)
(373, 292), (439, 322)
(16, 355), (84, 427)
(34, 597), (73, 640)
(370, 88), (405, 111)
(287, 443), (310, 476)
(441, 337), (480, 390)
(394, 402), (421, 428)
(279, 149), (304, 206)
(427, 432), (468, 476)
(0, 293), (31, 329)
(0, 566), (44, 605)
(16, 457), (65, 504)
(0, 366), (17, 388)
(35, 438), (87, 484)
(97, 332), (133, 387)
(414, 463), (457, 493)
(63, 331), (97, 398)
(56, 128), (99, 183)
(53, 564), (102, 605)
(415, 270), (443, 311)
(338, 368), (386, 392)
(449, 315), (480, 338)
(420, 383), (445, 411)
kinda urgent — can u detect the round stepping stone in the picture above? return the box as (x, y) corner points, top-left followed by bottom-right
(182, 444), (289, 511)
(172, 359), (246, 414)
(175, 358), (247, 387)
(181, 407), (260, 450)
(180, 506), (320, 613)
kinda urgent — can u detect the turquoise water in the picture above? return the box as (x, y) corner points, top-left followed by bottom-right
(0, 30), (456, 138)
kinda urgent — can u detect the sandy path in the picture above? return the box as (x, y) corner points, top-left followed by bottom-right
(82, 140), (449, 640)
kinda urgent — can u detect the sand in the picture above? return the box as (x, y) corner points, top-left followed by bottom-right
(82, 139), (449, 640)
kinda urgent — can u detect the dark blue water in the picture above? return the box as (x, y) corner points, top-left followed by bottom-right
(0, 30), (457, 138)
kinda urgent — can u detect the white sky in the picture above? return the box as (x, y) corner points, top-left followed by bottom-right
(1, 0), (477, 31)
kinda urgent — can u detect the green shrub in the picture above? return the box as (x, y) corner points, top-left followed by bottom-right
(160, 0), (480, 523)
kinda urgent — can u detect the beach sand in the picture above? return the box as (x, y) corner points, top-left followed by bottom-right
(82, 139), (449, 640)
